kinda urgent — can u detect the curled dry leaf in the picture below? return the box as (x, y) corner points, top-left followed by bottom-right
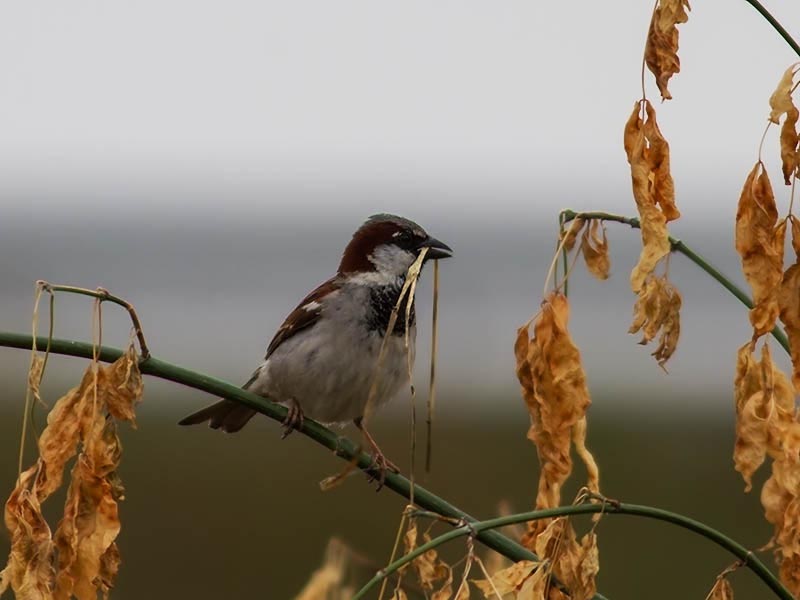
(732, 342), (800, 594)
(624, 101), (678, 293)
(403, 520), (451, 593)
(708, 577), (734, 600)
(735, 162), (784, 338)
(769, 64), (800, 184)
(781, 106), (799, 186)
(471, 560), (541, 598)
(515, 293), (598, 520)
(580, 221), (611, 280)
(560, 218), (585, 253)
(514, 294), (601, 599)
(628, 275), (682, 368)
(769, 64), (800, 125)
(644, 0), (690, 101)
(779, 217), (800, 392)
(0, 343), (144, 600)
(293, 538), (353, 600)
(0, 465), (55, 600)
(533, 519), (599, 600)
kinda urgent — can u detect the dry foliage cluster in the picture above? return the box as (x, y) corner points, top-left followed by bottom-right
(732, 63), (800, 596)
(0, 343), (143, 600)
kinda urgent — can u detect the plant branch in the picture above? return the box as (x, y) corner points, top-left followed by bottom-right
(0, 332), (543, 576)
(742, 0), (800, 59)
(38, 281), (151, 359)
(353, 501), (791, 600)
(559, 210), (791, 355)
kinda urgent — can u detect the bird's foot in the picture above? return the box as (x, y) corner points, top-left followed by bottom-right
(281, 399), (304, 439)
(365, 449), (400, 491)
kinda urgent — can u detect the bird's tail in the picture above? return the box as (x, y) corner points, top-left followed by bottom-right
(178, 399), (257, 433)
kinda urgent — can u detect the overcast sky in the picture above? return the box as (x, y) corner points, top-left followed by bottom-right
(1, 0), (799, 224)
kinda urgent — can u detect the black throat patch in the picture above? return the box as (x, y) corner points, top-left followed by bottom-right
(367, 280), (416, 335)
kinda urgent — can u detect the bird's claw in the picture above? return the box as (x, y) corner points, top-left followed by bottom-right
(281, 401), (304, 439)
(365, 451), (400, 491)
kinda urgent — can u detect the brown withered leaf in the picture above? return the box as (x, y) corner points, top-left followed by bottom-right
(733, 343), (769, 491)
(471, 560), (541, 597)
(515, 294), (597, 543)
(415, 532), (451, 591)
(769, 64), (800, 125)
(642, 102), (680, 222)
(0, 465), (55, 600)
(736, 162), (784, 337)
(781, 105), (799, 185)
(624, 102), (674, 292)
(33, 368), (99, 502)
(628, 275), (682, 368)
(560, 218), (585, 253)
(292, 538), (352, 600)
(2, 343), (144, 600)
(732, 340), (800, 594)
(54, 419), (124, 600)
(708, 577), (734, 600)
(534, 519), (598, 600)
(101, 343), (143, 424)
(644, 0), (691, 101)
(779, 217), (800, 391)
(580, 221), (610, 280)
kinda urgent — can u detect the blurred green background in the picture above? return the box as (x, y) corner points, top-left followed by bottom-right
(0, 379), (778, 599)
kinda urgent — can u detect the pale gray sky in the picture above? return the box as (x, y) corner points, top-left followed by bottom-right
(1, 1), (799, 223)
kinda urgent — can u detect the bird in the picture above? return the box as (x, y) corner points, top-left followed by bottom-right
(179, 213), (452, 484)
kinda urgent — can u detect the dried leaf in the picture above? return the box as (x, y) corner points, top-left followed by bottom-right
(0, 465), (55, 600)
(532, 519), (599, 600)
(1, 343), (144, 600)
(624, 102), (675, 292)
(560, 218), (585, 253)
(708, 577), (734, 600)
(471, 560), (540, 597)
(779, 217), (800, 391)
(736, 162), (784, 337)
(628, 275), (682, 367)
(414, 532), (450, 591)
(732, 340), (800, 595)
(769, 64), (800, 125)
(781, 105), (799, 185)
(580, 221), (610, 280)
(101, 343), (143, 424)
(54, 421), (124, 600)
(644, 0), (691, 101)
(293, 538), (352, 600)
(516, 294), (596, 531)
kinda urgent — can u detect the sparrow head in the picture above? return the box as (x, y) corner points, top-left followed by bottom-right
(338, 214), (453, 278)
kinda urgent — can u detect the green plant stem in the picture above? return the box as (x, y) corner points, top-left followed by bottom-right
(354, 502), (791, 600)
(39, 282), (151, 359)
(742, 0), (800, 59)
(559, 210), (791, 355)
(0, 333), (540, 570)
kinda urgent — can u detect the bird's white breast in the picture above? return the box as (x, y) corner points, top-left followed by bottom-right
(247, 283), (415, 425)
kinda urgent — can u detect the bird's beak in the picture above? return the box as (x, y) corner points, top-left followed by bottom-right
(419, 236), (453, 260)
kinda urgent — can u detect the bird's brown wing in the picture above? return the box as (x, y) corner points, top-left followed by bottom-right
(178, 276), (342, 432)
(264, 276), (341, 359)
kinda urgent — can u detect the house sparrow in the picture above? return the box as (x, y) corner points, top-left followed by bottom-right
(179, 213), (452, 483)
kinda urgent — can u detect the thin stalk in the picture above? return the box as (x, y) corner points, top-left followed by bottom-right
(0, 332), (539, 571)
(742, 0), (800, 59)
(559, 210), (791, 355)
(39, 282), (150, 359)
(353, 502), (791, 600)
